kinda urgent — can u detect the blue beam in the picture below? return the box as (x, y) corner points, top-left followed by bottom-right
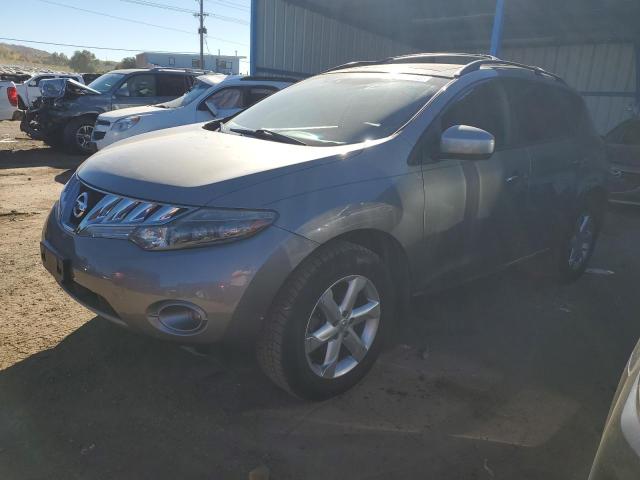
(250, 0), (257, 75)
(635, 41), (640, 116)
(490, 0), (505, 57)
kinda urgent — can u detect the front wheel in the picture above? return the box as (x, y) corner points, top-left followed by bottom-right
(257, 242), (393, 400)
(63, 116), (96, 155)
(556, 203), (602, 282)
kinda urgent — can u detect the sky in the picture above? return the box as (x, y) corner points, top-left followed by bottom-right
(2, 0), (251, 72)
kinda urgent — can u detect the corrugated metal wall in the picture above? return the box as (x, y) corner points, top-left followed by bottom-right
(253, 0), (637, 133)
(252, 0), (416, 77)
(503, 43), (637, 133)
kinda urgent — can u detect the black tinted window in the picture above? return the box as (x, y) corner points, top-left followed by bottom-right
(247, 87), (277, 106)
(157, 75), (188, 97)
(506, 80), (572, 144)
(441, 80), (509, 148)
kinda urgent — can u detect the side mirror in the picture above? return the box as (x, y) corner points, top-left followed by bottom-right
(440, 125), (495, 160)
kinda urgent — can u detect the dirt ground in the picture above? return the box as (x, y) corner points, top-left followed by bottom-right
(1, 119), (640, 480)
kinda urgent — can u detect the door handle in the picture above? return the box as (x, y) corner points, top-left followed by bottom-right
(505, 174), (520, 184)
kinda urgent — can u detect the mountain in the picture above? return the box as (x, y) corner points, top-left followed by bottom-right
(0, 42), (120, 73)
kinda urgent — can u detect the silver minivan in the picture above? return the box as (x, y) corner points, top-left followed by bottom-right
(41, 53), (608, 399)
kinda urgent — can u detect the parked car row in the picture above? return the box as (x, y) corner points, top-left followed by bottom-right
(18, 67), (293, 153)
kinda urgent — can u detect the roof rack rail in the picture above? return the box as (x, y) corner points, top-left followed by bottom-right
(456, 59), (566, 83)
(150, 67), (210, 74)
(240, 75), (299, 83)
(323, 52), (498, 73)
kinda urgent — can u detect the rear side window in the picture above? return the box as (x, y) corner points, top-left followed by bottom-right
(157, 75), (188, 97)
(506, 80), (572, 144)
(116, 74), (157, 97)
(247, 87), (277, 106)
(441, 80), (509, 148)
(34, 75), (54, 86)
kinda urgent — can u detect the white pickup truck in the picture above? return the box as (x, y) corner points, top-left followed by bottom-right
(0, 80), (18, 121)
(15, 73), (84, 109)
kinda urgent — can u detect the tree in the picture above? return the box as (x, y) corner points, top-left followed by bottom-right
(117, 57), (137, 69)
(69, 50), (98, 73)
(49, 52), (69, 67)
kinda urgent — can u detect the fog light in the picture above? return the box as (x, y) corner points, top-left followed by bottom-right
(151, 302), (207, 334)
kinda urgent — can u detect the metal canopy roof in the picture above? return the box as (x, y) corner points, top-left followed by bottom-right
(287, 0), (640, 50)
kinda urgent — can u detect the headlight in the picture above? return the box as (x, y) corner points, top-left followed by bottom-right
(113, 116), (141, 132)
(129, 208), (277, 250)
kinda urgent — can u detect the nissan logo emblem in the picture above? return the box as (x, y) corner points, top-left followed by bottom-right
(73, 192), (89, 219)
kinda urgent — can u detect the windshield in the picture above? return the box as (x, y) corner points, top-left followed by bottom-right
(87, 73), (125, 93)
(224, 73), (447, 146)
(157, 79), (211, 108)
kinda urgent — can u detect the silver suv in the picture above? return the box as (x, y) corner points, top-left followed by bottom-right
(41, 53), (608, 399)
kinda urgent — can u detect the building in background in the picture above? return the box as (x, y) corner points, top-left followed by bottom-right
(250, 0), (640, 133)
(136, 52), (245, 75)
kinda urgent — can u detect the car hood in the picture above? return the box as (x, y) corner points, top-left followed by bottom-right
(99, 105), (167, 121)
(77, 123), (364, 206)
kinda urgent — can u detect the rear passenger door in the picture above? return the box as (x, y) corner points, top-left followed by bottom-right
(505, 80), (581, 251)
(155, 74), (191, 104)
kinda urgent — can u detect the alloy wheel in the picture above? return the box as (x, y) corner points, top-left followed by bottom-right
(75, 124), (94, 151)
(568, 212), (595, 270)
(304, 275), (381, 379)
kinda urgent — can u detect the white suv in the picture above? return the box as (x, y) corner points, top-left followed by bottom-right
(92, 74), (293, 150)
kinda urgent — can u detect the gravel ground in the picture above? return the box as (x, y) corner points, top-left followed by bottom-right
(1, 119), (640, 480)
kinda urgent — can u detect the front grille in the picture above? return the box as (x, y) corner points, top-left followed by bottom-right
(60, 179), (190, 235)
(92, 131), (106, 140)
(96, 120), (110, 126)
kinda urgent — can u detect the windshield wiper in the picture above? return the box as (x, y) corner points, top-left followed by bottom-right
(230, 128), (307, 146)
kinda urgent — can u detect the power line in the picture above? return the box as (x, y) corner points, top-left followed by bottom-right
(0, 36), (243, 54)
(32, 0), (247, 44)
(116, 0), (249, 24)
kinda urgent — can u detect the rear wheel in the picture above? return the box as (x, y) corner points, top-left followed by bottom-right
(257, 242), (393, 399)
(63, 116), (96, 154)
(555, 202), (602, 282)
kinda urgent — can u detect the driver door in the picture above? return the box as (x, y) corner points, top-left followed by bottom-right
(418, 79), (531, 288)
(112, 74), (158, 110)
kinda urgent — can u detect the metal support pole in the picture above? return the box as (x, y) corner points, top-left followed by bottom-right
(195, 0), (208, 70)
(490, 0), (505, 57)
(250, 0), (257, 75)
(635, 41), (640, 116)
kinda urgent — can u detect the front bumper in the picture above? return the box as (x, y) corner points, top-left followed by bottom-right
(41, 205), (317, 343)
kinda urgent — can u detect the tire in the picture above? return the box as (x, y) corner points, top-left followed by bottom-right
(257, 241), (394, 400)
(63, 116), (96, 155)
(555, 200), (603, 283)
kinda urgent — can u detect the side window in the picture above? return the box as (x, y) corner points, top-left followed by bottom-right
(205, 88), (244, 110)
(621, 122), (640, 145)
(116, 74), (157, 97)
(440, 80), (509, 148)
(246, 87), (277, 107)
(157, 75), (188, 97)
(506, 80), (571, 144)
(34, 75), (54, 86)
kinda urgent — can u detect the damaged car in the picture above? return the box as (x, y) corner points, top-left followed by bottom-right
(21, 68), (198, 153)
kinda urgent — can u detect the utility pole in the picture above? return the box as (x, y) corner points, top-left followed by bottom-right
(194, 0), (208, 69)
